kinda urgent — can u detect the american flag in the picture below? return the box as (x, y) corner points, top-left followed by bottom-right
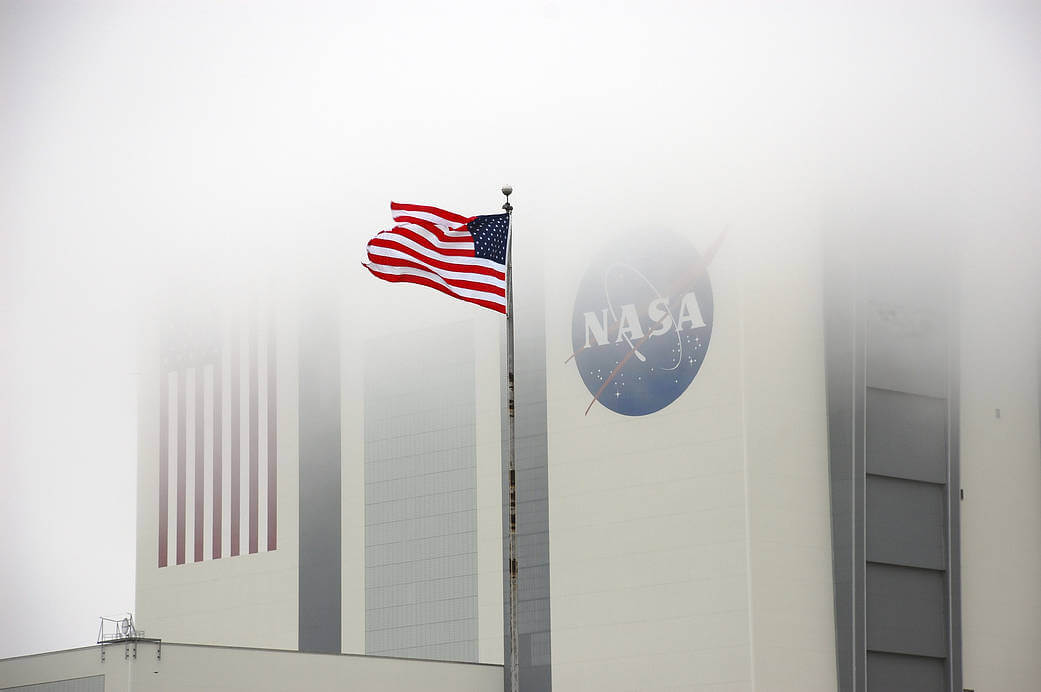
(363, 202), (511, 314)
(158, 305), (278, 568)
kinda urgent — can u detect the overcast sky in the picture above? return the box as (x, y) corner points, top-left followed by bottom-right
(2, 0), (1040, 660)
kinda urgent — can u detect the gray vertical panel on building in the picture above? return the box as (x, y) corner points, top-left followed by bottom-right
(865, 388), (948, 483)
(502, 262), (552, 692)
(823, 226), (960, 692)
(865, 564), (947, 657)
(298, 297), (342, 654)
(852, 296), (869, 692)
(866, 653), (945, 692)
(364, 324), (478, 662)
(865, 475), (946, 570)
(822, 232), (860, 692)
(1, 676), (105, 692)
(865, 307), (947, 399)
(945, 310), (962, 688)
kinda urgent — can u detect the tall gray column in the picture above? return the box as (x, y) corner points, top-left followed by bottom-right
(824, 226), (961, 692)
(298, 290), (342, 654)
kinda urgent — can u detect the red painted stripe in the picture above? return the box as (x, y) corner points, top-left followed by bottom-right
(380, 228), (477, 258)
(363, 264), (507, 314)
(367, 237), (505, 279)
(363, 261), (508, 308)
(194, 368), (204, 562)
(392, 215), (473, 243)
(249, 309), (259, 554)
(176, 369), (186, 565)
(158, 369), (169, 568)
(212, 360), (222, 559)
(266, 306), (277, 551)
(230, 322), (240, 557)
(366, 251), (507, 296)
(390, 201), (470, 225)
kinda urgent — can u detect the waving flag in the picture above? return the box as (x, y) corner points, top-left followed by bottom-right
(363, 202), (510, 314)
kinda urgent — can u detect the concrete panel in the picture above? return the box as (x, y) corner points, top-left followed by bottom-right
(959, 230), (1041, 692)
(365, 326), (478, 662)
(737, 219), (838, 692)
(865, 475), (945, 570)
(1, 676), (104, 692)
(0, 643), (500, 692)
(0, 647), (124, 692)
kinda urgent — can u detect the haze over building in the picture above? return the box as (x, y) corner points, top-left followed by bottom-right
(3, 3), (1041, 692)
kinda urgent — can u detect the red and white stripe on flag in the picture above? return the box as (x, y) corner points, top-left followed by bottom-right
(158, 304), (278, 568)
(363, 201), (508, 314)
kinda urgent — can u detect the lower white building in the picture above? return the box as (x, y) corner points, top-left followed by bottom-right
(0, 641), (500, 692)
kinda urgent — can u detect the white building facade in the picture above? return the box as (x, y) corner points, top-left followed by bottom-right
(126, 205), (1041, 692)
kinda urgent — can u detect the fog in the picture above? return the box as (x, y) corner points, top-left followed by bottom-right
(2, 0), (1040, 659)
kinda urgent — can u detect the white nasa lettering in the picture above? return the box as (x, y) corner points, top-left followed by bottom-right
(585, 292), (706, 349)
(647, 297), (673, 337)
(583, 309), (610, 348)
(615, 304), (645, 343)
(676, 291), (706, 331)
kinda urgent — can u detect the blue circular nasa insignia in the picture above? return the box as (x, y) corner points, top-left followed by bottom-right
(571, 232), (714, 416)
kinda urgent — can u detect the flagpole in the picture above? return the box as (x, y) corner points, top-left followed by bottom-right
(502, 185), (519, 692)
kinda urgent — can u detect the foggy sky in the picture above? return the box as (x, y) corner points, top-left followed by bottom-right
(2, 0), (1040, 659)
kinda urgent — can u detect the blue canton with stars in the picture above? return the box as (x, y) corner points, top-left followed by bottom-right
(570, 231), (714, 416)
(469, 213), (510, 264)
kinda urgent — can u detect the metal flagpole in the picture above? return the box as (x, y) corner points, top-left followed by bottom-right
(501, 184), (519, 692)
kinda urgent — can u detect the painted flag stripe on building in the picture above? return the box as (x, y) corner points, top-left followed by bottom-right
(363, 201), (511, 314)
(158, 305), (277, 568)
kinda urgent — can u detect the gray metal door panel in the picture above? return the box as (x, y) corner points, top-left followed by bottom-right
(866, 563), (947, 657)
(865, 388), (947, 483)
(866, 652), (945, 692)
(866, 476), (946, 570)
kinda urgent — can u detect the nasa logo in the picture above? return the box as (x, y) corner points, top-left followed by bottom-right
(570, 232), (717, 416)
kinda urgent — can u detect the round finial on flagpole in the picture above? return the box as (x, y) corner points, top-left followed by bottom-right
(502, 185), (513, 212)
